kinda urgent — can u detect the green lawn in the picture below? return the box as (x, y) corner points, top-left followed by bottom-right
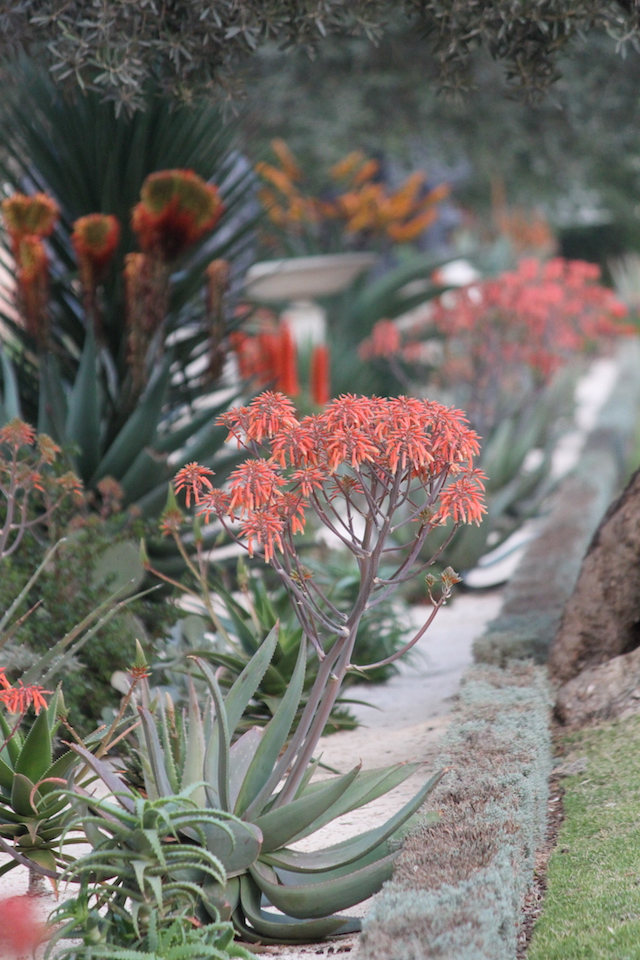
(529, 714), (640, 960)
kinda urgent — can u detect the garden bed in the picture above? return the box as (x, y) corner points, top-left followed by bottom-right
(354, 338), (640, 960)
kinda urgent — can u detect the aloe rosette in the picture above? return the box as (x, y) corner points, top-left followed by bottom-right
(99, 626), (443, 944)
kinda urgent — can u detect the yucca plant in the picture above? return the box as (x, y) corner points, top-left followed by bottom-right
(0, 63), (258, 514)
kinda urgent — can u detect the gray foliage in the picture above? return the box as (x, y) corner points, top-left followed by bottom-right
(0, 2), (638, 109)
(357, 664), (552, 960)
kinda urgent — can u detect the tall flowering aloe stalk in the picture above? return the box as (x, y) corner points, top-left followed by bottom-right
(175, 391), (485, 803)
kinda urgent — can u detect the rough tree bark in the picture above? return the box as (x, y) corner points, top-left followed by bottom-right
(550, 465), (640, 724)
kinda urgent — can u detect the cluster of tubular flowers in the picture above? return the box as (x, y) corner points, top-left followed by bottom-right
(174, 391), (485, 565)
(131, 169), (223, 262)
(231, 320), (331, 405)
(362, 257), (629, 384)
(0, 669), (50, 715)
(1, 192), (59, 347)
(256, 140), (449, 245)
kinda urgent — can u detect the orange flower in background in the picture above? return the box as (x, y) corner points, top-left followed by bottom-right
(72, 213), (120, 276)
(310, 344), (330, 406)
(1, 192), (59, 244)
(132, 169), (223, 262)
(14, 235), (50, 345)
(256, 141), (449, 249)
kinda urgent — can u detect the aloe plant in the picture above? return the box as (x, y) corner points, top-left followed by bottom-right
(45, 789), (254, 960)
(107, 628), (444, 944)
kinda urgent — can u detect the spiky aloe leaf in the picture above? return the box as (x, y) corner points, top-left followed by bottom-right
(203, 818), (262, 878)
(179, 680), (207, 806)
(65, 326), (101, 480)
(38, 354), (68, 440)
(10, 772), (37, 817)
(14, 708), (52, 783)
(90, 354), (172, 485)
(238, 875), (360, 943)
(139, 708), (175, 799)
(228, 727), (263, 811)
(195, 660), (231, 812)
(288, 762), (422, 844)
(250, 853), (397, 919)
(69, 743), (136, 813)
(0, 710), (22, 766)
(264, 767), (445, 874)
(254, 765), (360, 853)
(0, 350), (22, 421)
(216, 623), (280, 734)
(233, 638), (306, 816)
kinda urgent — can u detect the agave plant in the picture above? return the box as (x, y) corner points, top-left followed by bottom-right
(104, 629), (444, 944)
(45, 787), (254, 960)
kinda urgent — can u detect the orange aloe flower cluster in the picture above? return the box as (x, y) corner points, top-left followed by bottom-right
(1, 192), (59, 348)
(172, 391), (484, 799)
(361, 257), (631, 435)
(175, 391), (485, 567)
(231, 320), (330, 405)
(256, 140), (449, 248)
(0, 668), (50, 715)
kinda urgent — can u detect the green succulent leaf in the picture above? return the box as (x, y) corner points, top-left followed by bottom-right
(250, 853), (398, 919)
(65, 326), (101, 480)
(288, 762), (422, 844)
(14, 709), (52, 783)
(264, 767), (445, 874)
(218, 623), (280, 734)
(10, 772), (37, 817)
(238, 874), (360, 943)
(255, 765), (360, 853)
(90, 354), (172, 485)
(0, 350), (22, 421)
(234, 638), (306, 817)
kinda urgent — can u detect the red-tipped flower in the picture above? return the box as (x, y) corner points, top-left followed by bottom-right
(132, 169), (223, 262)
(72, 213), (120, 276)
(1, 192), (59, 243)
(310, 343), (331, 406)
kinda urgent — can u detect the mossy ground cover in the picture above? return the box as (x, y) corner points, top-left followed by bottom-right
(529, 714), (640, 960)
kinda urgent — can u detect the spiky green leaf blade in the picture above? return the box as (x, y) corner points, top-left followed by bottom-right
(234, 638), (306, 816)
(202, 818), (263, 878)
(238, 875), (360, 942)
(250, 853), (397, 919)
(65, 326), (101, 480)
(289, 763), (421, 844)
(254, 765), (361, 853)
(228, 726), (263, 812)
(138, 708), (176, 799)
(0, 711), (21, 767)
(38, 354), (68, 441)
(90, 354), (172, 485)
(194, 658), (231, 812)
(0, 350), (21, 420)
(179, 680), (207, 806)
(14, 709), (52, 782)
(264, 768), (445, 874)
(10, 772), (36, 817)
(221, 623), (280, 734)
